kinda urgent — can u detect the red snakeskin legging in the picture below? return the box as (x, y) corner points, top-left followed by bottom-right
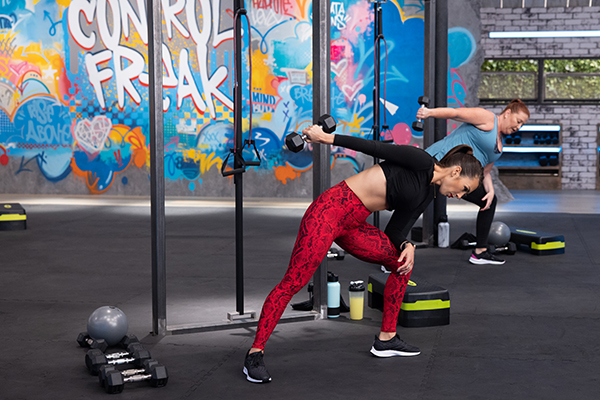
(252, 180), (411, 350)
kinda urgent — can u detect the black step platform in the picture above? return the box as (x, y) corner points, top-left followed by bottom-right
(368, 272), (450, 327)
(510, 227), (565, 255)
(0, 203), (27, 230)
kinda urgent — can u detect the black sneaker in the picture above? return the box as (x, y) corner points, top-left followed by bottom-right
(243, 351), (272, 383)
(469, 250), (506, 265)
(370, 334), (420, 357)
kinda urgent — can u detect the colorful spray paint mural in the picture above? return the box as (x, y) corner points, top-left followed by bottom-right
(0, 0), (472, 196)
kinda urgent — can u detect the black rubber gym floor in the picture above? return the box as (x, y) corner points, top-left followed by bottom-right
(1, 193), (599, 400)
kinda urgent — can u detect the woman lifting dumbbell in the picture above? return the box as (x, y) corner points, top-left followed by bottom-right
(243, 125), (483, 384)
(417, 99), (530, 265)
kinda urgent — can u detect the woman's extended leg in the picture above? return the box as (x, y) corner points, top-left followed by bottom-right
(335, 219), (420, 357)
(244, 182), (370, 383)
(335, 223), (410, 334)
(244, 185), (350, 383)
(251, 181), (365, 351)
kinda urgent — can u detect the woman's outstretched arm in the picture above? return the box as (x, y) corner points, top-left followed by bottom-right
(302, 125), (433, 171)
(416, 107), (496, 131)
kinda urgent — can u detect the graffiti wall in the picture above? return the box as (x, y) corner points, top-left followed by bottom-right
(0, 0), (479, 197)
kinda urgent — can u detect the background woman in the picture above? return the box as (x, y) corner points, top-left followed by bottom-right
(418, 99), (530, 265)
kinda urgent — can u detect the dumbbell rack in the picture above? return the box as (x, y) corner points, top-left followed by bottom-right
(79, 333), (168, 394)
(496, 124), (563, 190)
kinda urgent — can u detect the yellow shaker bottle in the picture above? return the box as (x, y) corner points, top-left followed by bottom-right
(349, 280), (365, 320)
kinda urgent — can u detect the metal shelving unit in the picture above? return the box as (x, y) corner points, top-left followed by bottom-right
(496, 125), (562, 190)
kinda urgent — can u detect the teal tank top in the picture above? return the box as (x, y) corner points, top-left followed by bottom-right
(425, 116), (500, 166)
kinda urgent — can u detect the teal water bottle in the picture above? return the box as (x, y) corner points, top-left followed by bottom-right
(327, 272), (340, 318)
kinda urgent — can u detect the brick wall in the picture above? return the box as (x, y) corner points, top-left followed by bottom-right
(480, 5), (600, 189)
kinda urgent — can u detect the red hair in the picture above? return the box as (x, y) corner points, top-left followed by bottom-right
(501, 99), (530, 118)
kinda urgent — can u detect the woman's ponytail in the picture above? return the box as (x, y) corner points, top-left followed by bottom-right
(437, 145), (483, 182)
(501, 99), (530, 118)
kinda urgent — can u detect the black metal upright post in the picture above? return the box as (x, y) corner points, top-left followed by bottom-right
(233, 0), (245, 315)
(422, 0), (435, 247)
(432, 0), (448, 239)
(422, 0), (447, 247)
(148, 0), (166, 336)
(312, 0), (331, 318)
(372, 3), (383, 229)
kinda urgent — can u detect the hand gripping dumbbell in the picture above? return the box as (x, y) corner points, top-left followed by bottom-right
(101, 359), (168, 394)
(285, 114), (337, 153)
(412, 96), (430, 132)
(86, 344), (152, 375)
(76, 332), (108, 353)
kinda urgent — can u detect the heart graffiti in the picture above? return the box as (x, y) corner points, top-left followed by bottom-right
(331, 59), (348, 77)
(341, 80), (364, 102)
(73, 116), (112, 159)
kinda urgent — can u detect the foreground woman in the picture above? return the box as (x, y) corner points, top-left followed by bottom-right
(244, 126), (483, 383)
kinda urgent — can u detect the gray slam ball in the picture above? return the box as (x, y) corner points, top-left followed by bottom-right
(488, 221), (511, 246)
(87, 306), (128, 346)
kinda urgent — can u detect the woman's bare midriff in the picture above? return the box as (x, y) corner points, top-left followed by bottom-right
(344, 164), (388, 212)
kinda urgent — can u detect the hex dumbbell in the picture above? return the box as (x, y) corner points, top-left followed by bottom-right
(326, 248), (345, 260)
(85, 342), (146, 373)
(491, 241), (517, 255)
(98, 358), (162, 387)
(86, 345), (152, 375)
(77, 332), (108, 353)
(102, 359), (168, 394)
(460, 239), (476, 249)
(118, 334), (140, 349)
(285, 114), (337, 153)
(98, 359), (159, 387)
(463, 239), (516, 255)
(412, 96), (430, 132)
